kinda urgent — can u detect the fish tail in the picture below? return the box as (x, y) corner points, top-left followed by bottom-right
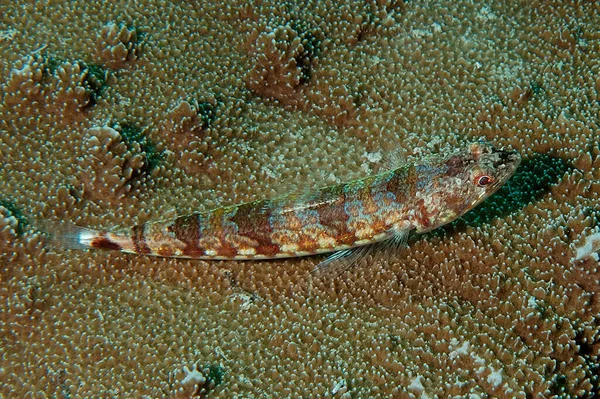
(35, 219), (120, 251)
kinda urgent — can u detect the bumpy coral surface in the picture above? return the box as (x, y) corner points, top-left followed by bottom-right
(1, 0), (599, 397)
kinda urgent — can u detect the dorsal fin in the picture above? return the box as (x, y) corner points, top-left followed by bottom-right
(381, 148), (407, 170)
(365, 139), (408, 170)
(265, 181), (346, 214)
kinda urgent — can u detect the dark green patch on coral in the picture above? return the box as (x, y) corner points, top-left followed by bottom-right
(190, 364), (225, 398)
(121, 22), (145, 42)
(44, 54), (63, 76)
(529, 80), (545, 97)
(388, 334), (400, 351)
(195, 100), (217, 130)
(117, 122), (164, 178)
(548, 374), (568, 396)
(290, 21), (322, 84)
(81, 63), (109, 108)
(0, 198), (29, 235)
(34, 53), (109, 108)
(582, 206), (600, 231)
(205, 364), (224, 387)
(573, 328), (600, 394)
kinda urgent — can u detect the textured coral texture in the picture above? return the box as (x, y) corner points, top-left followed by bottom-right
(1, 0), (599, 397)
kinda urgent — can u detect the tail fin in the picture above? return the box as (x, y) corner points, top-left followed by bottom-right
(35, 219), (102, 251)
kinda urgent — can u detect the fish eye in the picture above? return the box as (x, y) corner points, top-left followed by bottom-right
(475, 174), (493, 187)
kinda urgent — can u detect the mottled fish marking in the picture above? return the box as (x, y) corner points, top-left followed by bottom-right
(50, 142), (521, 275)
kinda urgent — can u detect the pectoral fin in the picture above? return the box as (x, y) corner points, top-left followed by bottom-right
(312, 226), (411, 278)
(311, 245), (374, 278)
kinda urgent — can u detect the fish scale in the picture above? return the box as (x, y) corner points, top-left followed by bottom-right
(55, 142), (521, 274)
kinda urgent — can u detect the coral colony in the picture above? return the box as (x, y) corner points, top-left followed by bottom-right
(1, 1), (599, 397)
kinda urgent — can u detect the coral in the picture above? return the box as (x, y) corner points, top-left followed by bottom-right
(79, 124), (166, 202)
(2, 54), (47, 108)
(1, 0), (600, 397)
(48, 60), (108, 112)
(0, 200), (28, 237)
(573, 230), (600, 262)
(245, 20), (322, 104)
(96, 21), (142, 67)
(171, 362), (225, 398)
(2, 53), (108, 114)
(158, 97), (221, 176)
(162, 98), (218, 136)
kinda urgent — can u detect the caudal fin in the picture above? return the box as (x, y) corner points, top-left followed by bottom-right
(35, 219), (102, 251)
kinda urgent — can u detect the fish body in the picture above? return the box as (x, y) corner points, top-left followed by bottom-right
(66, 142), (520, 269)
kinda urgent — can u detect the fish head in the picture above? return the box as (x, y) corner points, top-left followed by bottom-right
(412, 141), (521, 233)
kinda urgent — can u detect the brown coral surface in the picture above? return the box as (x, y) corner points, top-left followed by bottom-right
(1, 0), (599, 397)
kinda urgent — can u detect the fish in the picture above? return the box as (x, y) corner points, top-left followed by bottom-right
(47, 141), (521, 276)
